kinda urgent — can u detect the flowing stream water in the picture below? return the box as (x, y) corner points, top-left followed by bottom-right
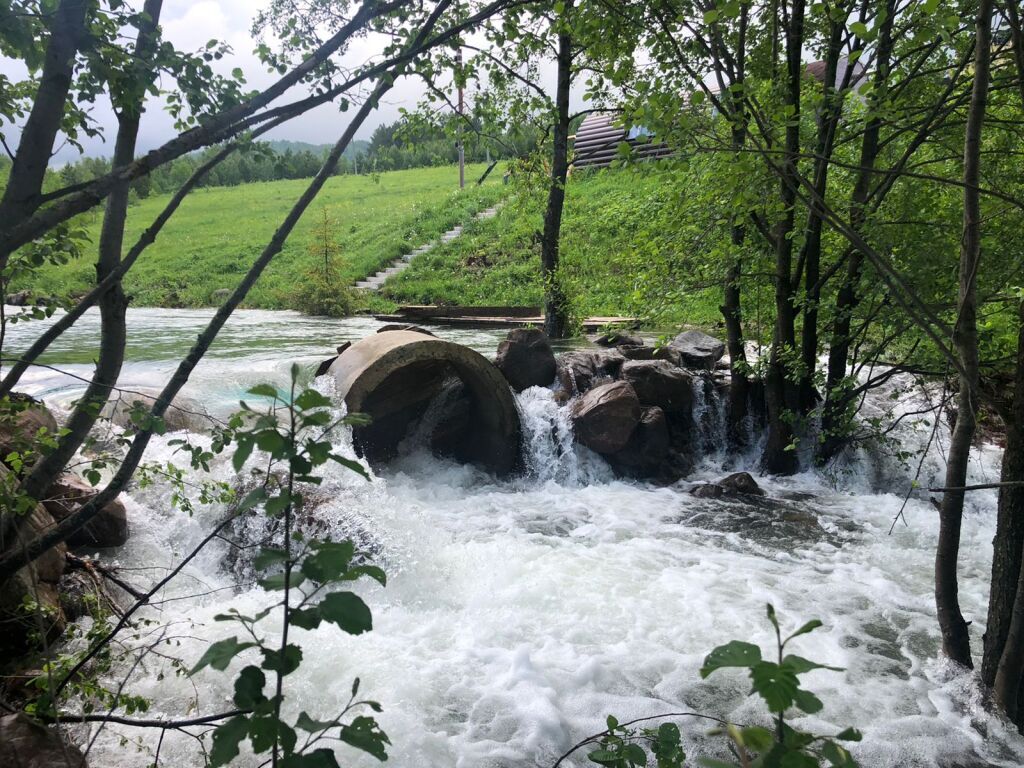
(6, 307), (1023, 767)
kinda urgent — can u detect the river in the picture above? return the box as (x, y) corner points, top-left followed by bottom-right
(6, 307), (1022, 767)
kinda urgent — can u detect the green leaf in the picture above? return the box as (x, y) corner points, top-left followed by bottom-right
(702, 9), (720, 24)
(834, 728), (862, 742)
(261, 644), (303, 674)
(739, 725), (774, 752)
(280, 749), (342, 768)
(233, 665), (266, 709)
(749, 661), (800, 712)
(290, 607), (323, 630)
(247, 383), (279, 399)
(793, 688), (824, 714)
(301, 540), (355, 582)
(347, 564), (387, 586)
(784, 620), (823, 644)
(253, 547), (288, 571)
(700, 641), (762, 678)
(780, 750), (820, 768)
(338, 715), (390, 761)
(190, 637), (255, 674)
(233, 438), (253, 472)
(248, 715), (296, 754)
(587, 749), (620, 765)
(849, 21), (868, 37)
(209, 715), (249, 767)
(782, 654), (843, 674)
(320, 591), (372, 635)
(296, 711), (340, 732)
(295, 389), (332, 410)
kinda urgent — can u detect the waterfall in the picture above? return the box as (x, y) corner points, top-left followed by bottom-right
(691, 373), (728, 458)
(514, 386), (612, 485)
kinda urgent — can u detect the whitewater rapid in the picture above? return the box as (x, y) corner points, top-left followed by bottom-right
(6, 308), (1022, 767)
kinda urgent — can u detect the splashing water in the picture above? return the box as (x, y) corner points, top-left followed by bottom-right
(4, 308), (1022, 768)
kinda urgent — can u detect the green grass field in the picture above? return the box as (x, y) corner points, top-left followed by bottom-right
(22, 163), (504, 308)
(379, 163), (722, 328)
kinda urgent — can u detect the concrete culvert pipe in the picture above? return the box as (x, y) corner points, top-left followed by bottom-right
(328, 330), (522, 476)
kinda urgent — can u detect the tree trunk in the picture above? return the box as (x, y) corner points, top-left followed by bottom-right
(818, 0), (894, 463)
(16, 1), (163, 505)
(0, 0), (87, 269)
(797, 11), (847, 413)
(541, 5), (573, 340)
(989, 298), (1024, 718)
(761, 0), (805, 475)
(936, 0), (992, 669)
(984, 0), (1024, 713)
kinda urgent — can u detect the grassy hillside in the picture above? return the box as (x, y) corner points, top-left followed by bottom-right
(22, 163), (503, 308)
(379, 163), (722, 327)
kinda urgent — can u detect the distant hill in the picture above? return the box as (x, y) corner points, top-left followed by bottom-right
(265, 139), (369, 160)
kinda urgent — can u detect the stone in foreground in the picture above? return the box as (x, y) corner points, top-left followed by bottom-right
(669, 330), (726, 370)
(494, 328), (557, 392)
(569, 380), (641, 454)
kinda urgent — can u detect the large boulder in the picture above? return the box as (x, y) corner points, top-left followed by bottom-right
(43, 474), (129, 549)
(0, 467), (67, 657)
(669, 330), (726, 370)
(607, 406), (671, 478)
(556, 349), (627, 396)
(0, 713), (87, 768)
(620, 360), (694, 416)
(0, 395), (59, 468)
(618, 344), (685, 366)
(494, 328), (557, 392)
(101, 389), (211, 433)
(569, 380), (641, 454)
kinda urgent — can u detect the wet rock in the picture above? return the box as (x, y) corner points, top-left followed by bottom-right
(0, 713), (87, 768)
(607, 406), (670, 478)
(719, 471), (764, 496)
(7, 290), (33, 306)
(618, 344), (685, 366)
(669, 330), (725, 370)
(556, 349), (627, 396)
(691, 471), (765, 498)
(43, 473), (129, 549)
(377, 324), (435, 336)
(0, 394), (59, 471)
(101, 389), (211, 433)
(0, 468), (67, 657)
(594, 331), (644, 348)
(494, 328), (557, 392)
(569, 380), (641, 454)
(620, 360), (694, 416)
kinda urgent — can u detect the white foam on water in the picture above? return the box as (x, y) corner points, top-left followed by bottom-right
(10, 310), (1021, 767)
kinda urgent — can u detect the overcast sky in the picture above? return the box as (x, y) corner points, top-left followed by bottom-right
(0, 0), (537, 164)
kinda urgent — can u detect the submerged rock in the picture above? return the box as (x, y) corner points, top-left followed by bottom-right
(556, 349), (626, 396)
(594, 331), (644, 348)
(620, 360), (694, 416)
(101, 389), (211, 433)
(691, 471), (765, 498)
(0, 714), (87, 768)
(569, 380), (641, 453)
(669, 330), (726, 370)
(494, 328), (557, 392)
(43, 473), (129, 549)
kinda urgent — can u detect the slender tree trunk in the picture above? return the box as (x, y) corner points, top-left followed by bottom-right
(541, 4), (573, 339)
(983, 0), (1024, 709)
(989, 298), (1024, 719)
(762, 0), (805, 475)
(0, 0), (87, 269)
(936, 0), (992, 669)
(720, 9), (751, 448)
(16, 1), (163, 504)
(797, 11), (847, 413)
(819, 0), (894, 462)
